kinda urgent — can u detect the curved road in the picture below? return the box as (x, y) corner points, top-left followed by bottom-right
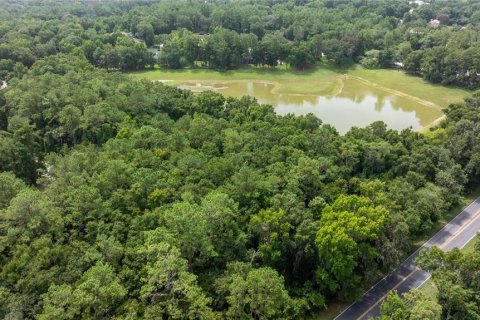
(335, 197), (480, 320)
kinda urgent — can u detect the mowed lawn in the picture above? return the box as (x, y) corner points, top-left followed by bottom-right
(347, 66), (470, 108)
(131, 65), (342, 96)
(130, 64), (470, 108)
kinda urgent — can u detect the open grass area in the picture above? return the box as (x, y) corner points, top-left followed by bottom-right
(462, 234), (478, 253)
(130, 64), (470, 108)
(346, 66), (470, 108)
(130, 65), (342, 96)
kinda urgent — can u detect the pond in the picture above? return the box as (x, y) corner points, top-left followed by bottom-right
(178, 79), (443, 134)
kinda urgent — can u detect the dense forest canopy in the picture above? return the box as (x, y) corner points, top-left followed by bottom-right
(1, 0), (480, 86)
(1, 0), (480, 319)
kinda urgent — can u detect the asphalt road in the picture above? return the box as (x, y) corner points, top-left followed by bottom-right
(335, 197), (480, 320)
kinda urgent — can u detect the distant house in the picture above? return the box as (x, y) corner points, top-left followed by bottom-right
(428, 19), (441, 28)
(465, 70), (480, 77)
(409, 0), (431, 6)
(409, 0), (426, 5)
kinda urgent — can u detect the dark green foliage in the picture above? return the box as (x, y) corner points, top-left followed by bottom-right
(413, 244), (480, 319)
(1, 62), (478, 317)
(1, 1), (480, 319)
(1, 0), (479, 84)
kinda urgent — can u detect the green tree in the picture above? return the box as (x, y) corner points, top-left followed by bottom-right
(416, 247), (480, 319)
(315, 195), (388, 299)
(139, 242), (214, 319)
(219, 264), (295, 319)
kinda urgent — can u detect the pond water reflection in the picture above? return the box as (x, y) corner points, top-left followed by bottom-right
(178, 79), (443, 133)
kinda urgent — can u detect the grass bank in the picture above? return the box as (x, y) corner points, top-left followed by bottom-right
(131, 65), (342, 96)
(130, 64), (470, 108)
(346, 66), (469, 108)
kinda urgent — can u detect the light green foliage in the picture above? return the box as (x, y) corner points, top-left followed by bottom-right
(157, 202), (217, 266)
(316, 195), (388, 298)
(37, 284), (79, 320)
(1, 189), (63, 246)
(0, 172), (26, 209)
(75, 262), (127, 318)
(39, 262), (126, 319)
(218, 264), (294, 319)
(159, 29), (200, 69)
(200, 191), (246, 261)
(376, 290), (442, 320)
(361, 50), (382, 69)
(249, 209), (292, 265)
(416, 247), (480, 319)
(138, 242), (214, 319)
(378, 291), (410, 320)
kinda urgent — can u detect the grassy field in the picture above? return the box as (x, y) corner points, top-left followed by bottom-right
(346, 66), (469, 108)
(130, 64), (470, 108)
(131, 64), (342, 96)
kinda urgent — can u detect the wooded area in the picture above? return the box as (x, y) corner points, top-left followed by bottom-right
(0, 0), (480, 319)
(1, 0), (480, 86)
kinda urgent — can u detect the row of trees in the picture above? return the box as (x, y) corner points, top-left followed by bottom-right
(159, 28), (317, 70)
(1, 0), (479, 85)
(133, 0), (480, 85)
(1, 51), (479, 317)
(0, 16), (154, 80)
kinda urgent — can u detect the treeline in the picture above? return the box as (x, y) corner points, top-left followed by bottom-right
(159, 28), (316, 70)
(156, 0), (480, 85)
(1, 0), (480, 86)
(1, 52), (480, 318)
(0, 18), (154, 76)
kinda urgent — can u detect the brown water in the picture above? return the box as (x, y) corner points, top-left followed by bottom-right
(178, 79), (443, 133)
